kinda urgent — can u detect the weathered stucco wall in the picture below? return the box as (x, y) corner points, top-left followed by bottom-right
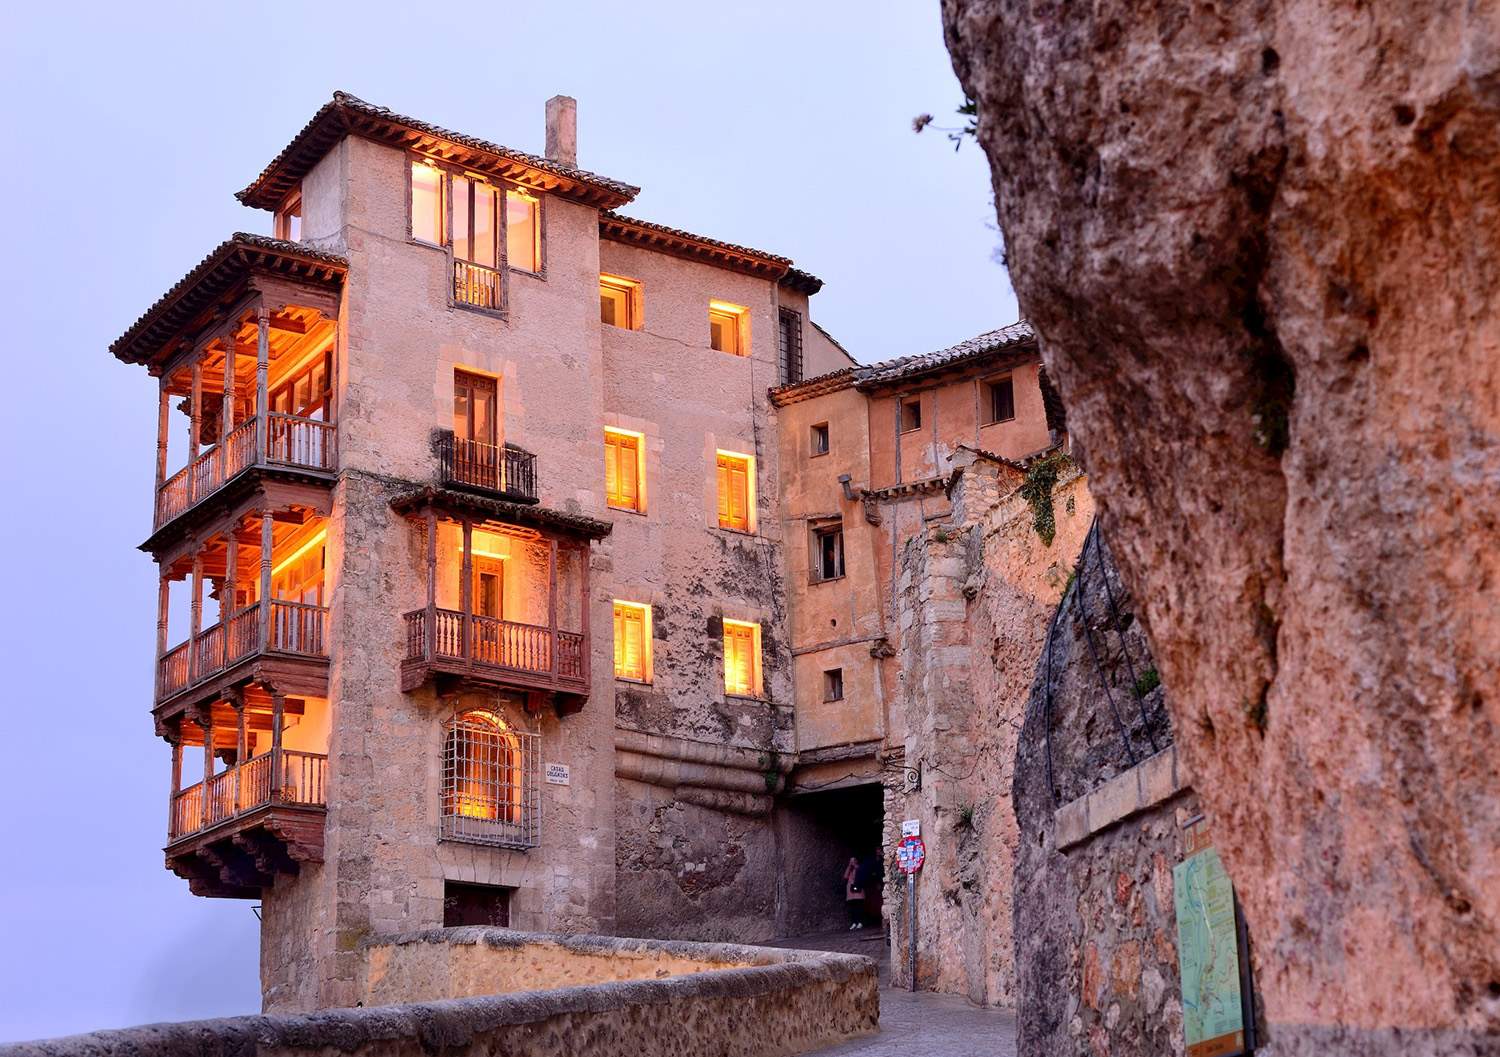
(943, 3), (1500, 1052)
(10, 933), (878, 1057)
(885, 452), (1092, 1006)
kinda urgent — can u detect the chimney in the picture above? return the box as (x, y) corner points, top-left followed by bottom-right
(545, 95), (578, 168)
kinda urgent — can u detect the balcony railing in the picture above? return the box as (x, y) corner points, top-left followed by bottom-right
(156, 600), (328, 702)
(437, 431), (537, 503)
(403, 606), (587, 690)
(155, 414), (336, 530)
(453, 258), (503, 311)
(169, 748), (327, 842)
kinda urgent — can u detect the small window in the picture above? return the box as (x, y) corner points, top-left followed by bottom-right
(506, 189), (541, 273)
(823, 669), (844, 702)
(716, 452), (753, 532)
(613, 601), (651, 682)
(723, 619), (762, 697)
(812, 523), (845, 582)
(778, 307), (803, 384)
(600, 274), (641, 330)
(986, 377), (1016, 424)
(441, 709), (538, 849)
(810, 423), (830, 456)
(274, 189), (302, 242)
(709, 301), (749, 355)
(899, 397), (922, 433)
(411, 162), (444, 245)
(443, 881), (512, 927)
(605, 430), (643, 512)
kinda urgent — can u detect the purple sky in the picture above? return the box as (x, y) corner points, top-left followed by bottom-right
(0, 1), (1015, 1041)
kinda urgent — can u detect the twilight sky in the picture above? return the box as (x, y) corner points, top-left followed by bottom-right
(0, 1), (1015, 1041)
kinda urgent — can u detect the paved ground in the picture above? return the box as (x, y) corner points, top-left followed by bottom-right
(765, 930), (1018, 1057)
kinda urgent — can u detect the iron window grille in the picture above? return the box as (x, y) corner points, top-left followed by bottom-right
(441, 709), (541, 849)
(778, 307), (804, 384)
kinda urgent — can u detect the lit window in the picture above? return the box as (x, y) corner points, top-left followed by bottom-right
(778, 308), (803, 384)
(986, 377), (1016, 424)
(275, 189), (302, 242)
(604, 429), (643, 512)
(452, 175), (499, 268)
(600, 274), (641, 330)
(824, 669), (844, 702)
(899, 397), (922, 433)
(506, 189), (541, 273)
(709, 301), (749, 355)
(441, 709), (538, 849)
(613, 601), (652, 682)
(812, 523), (844, 582)
(810, 423), (830, 456)
(411, 162), (443, 245)
(723, 619), (761, 697)
(716, 452), (753, 532)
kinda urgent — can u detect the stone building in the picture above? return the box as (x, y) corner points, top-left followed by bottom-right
(111, 91), (1072, 1013)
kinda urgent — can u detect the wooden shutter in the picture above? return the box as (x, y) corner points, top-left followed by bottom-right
(606, 433), (639, 510)
(724, 622), (756, 696)
(614, 603), (645, 680)
(717, 454), (750, 530)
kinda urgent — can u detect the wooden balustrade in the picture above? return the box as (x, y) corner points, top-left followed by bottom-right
(157, 600), (328, 702)
(453, 259), (502, 310)
(153, 413), (336, 530)
(402, 606), (587, 691)
(169, 748), (328, 843)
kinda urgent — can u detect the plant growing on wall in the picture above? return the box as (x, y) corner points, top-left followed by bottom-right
(1019, 451), (1072, 546)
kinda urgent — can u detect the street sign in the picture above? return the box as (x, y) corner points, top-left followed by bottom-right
(896, 835), (925, 874)
(544, 763), (571, 785)
(901, 818), (921, 837)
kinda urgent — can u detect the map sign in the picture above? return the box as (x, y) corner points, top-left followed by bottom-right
(896, 835), (925, 874)
(1173, 844), (1247, 1057)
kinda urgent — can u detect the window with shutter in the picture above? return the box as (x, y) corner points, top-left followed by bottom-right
(723, 620), (760, 697)
(716, 452), (752, 532)
(613, 601), (650, 682)
(605, 430), (642, 511)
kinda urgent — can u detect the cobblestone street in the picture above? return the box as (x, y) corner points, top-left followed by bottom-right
(768, 931), (1017, 1057)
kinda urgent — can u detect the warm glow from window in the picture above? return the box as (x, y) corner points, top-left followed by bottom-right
(709, 300), (749, 355)
(613, 601), (652, 682)
(600, 274), (641, 330)
(723, 619), (761, 697)
(506, 189), (541, 272)
(605, 429), (644, 512)
(411, 162), (443, 245)
(716, 451), (753, 532)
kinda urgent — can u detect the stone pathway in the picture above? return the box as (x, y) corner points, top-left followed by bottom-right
(765, 930), (1017, 1056)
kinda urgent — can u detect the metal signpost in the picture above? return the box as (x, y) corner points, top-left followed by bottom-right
(896, 833), (926, 992)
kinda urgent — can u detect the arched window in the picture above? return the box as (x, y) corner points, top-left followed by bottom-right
(441, 709), (539, 848)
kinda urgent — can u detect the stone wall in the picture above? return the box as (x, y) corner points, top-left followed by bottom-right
(943, 3), (1500, 1052)
(1011, 530), (1191, 1057)
(884, 450), (1093, 1005)
(8, 932), (878, 1057)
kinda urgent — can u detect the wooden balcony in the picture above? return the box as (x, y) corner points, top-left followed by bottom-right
(437, 431), (538, 503)
(166, 747), (327, 899)
(453, 258), (503, 311)
(157, 599), (328, 704)
(156, 413), (335, 530)
(402, 607), (587, 696)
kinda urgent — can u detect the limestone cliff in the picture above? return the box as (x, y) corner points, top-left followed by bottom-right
(942, 1), (1500, 1051)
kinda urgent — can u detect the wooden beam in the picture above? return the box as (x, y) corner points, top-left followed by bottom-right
(267, 312), (309, 334)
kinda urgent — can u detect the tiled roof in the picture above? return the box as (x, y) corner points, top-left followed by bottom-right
(390, 487), (614, 540)
(600, 211), (806, 284)
(238, 92), (640, 212)
(780, 267), (824, 295)
(770, 321), (1038, 405)
(111, 233), (348, 369)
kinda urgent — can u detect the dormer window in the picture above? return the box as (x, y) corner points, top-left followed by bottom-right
(274, 189), (303, 242)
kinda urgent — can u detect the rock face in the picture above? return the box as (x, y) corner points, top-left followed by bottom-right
(942, 2), (1500, 1052)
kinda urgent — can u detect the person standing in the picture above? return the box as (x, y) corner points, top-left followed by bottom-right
(843, 856), (865, 929)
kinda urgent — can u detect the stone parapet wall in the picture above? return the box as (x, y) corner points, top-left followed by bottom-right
(7, 931), (878, 1057)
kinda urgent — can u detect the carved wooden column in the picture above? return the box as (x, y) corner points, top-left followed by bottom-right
(155, 381), (170, 520)
(548, 538), (558, 677)
(202, 709), (215, 825)
(461, 519), (473, 662)
(269, 691), (285, 801)
(223, 519), (237, 669)
(189, 551), (203, 682)
(188, 357), (202, 500)
(221, 333), (237, 470)
(232, 689), (247, 811)
(255, 306), (270, 465)
(168, 735), (182, 838)
(426, 508), (438, 662)
(155, 572), (170, 660)
(260, 509), (274, 653)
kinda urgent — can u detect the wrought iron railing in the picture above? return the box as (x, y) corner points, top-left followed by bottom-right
(169, 748), (328, 842)
(153, 413), (336, 530)
(453, 258), (503, 310)
(436, 431), (537, 502)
